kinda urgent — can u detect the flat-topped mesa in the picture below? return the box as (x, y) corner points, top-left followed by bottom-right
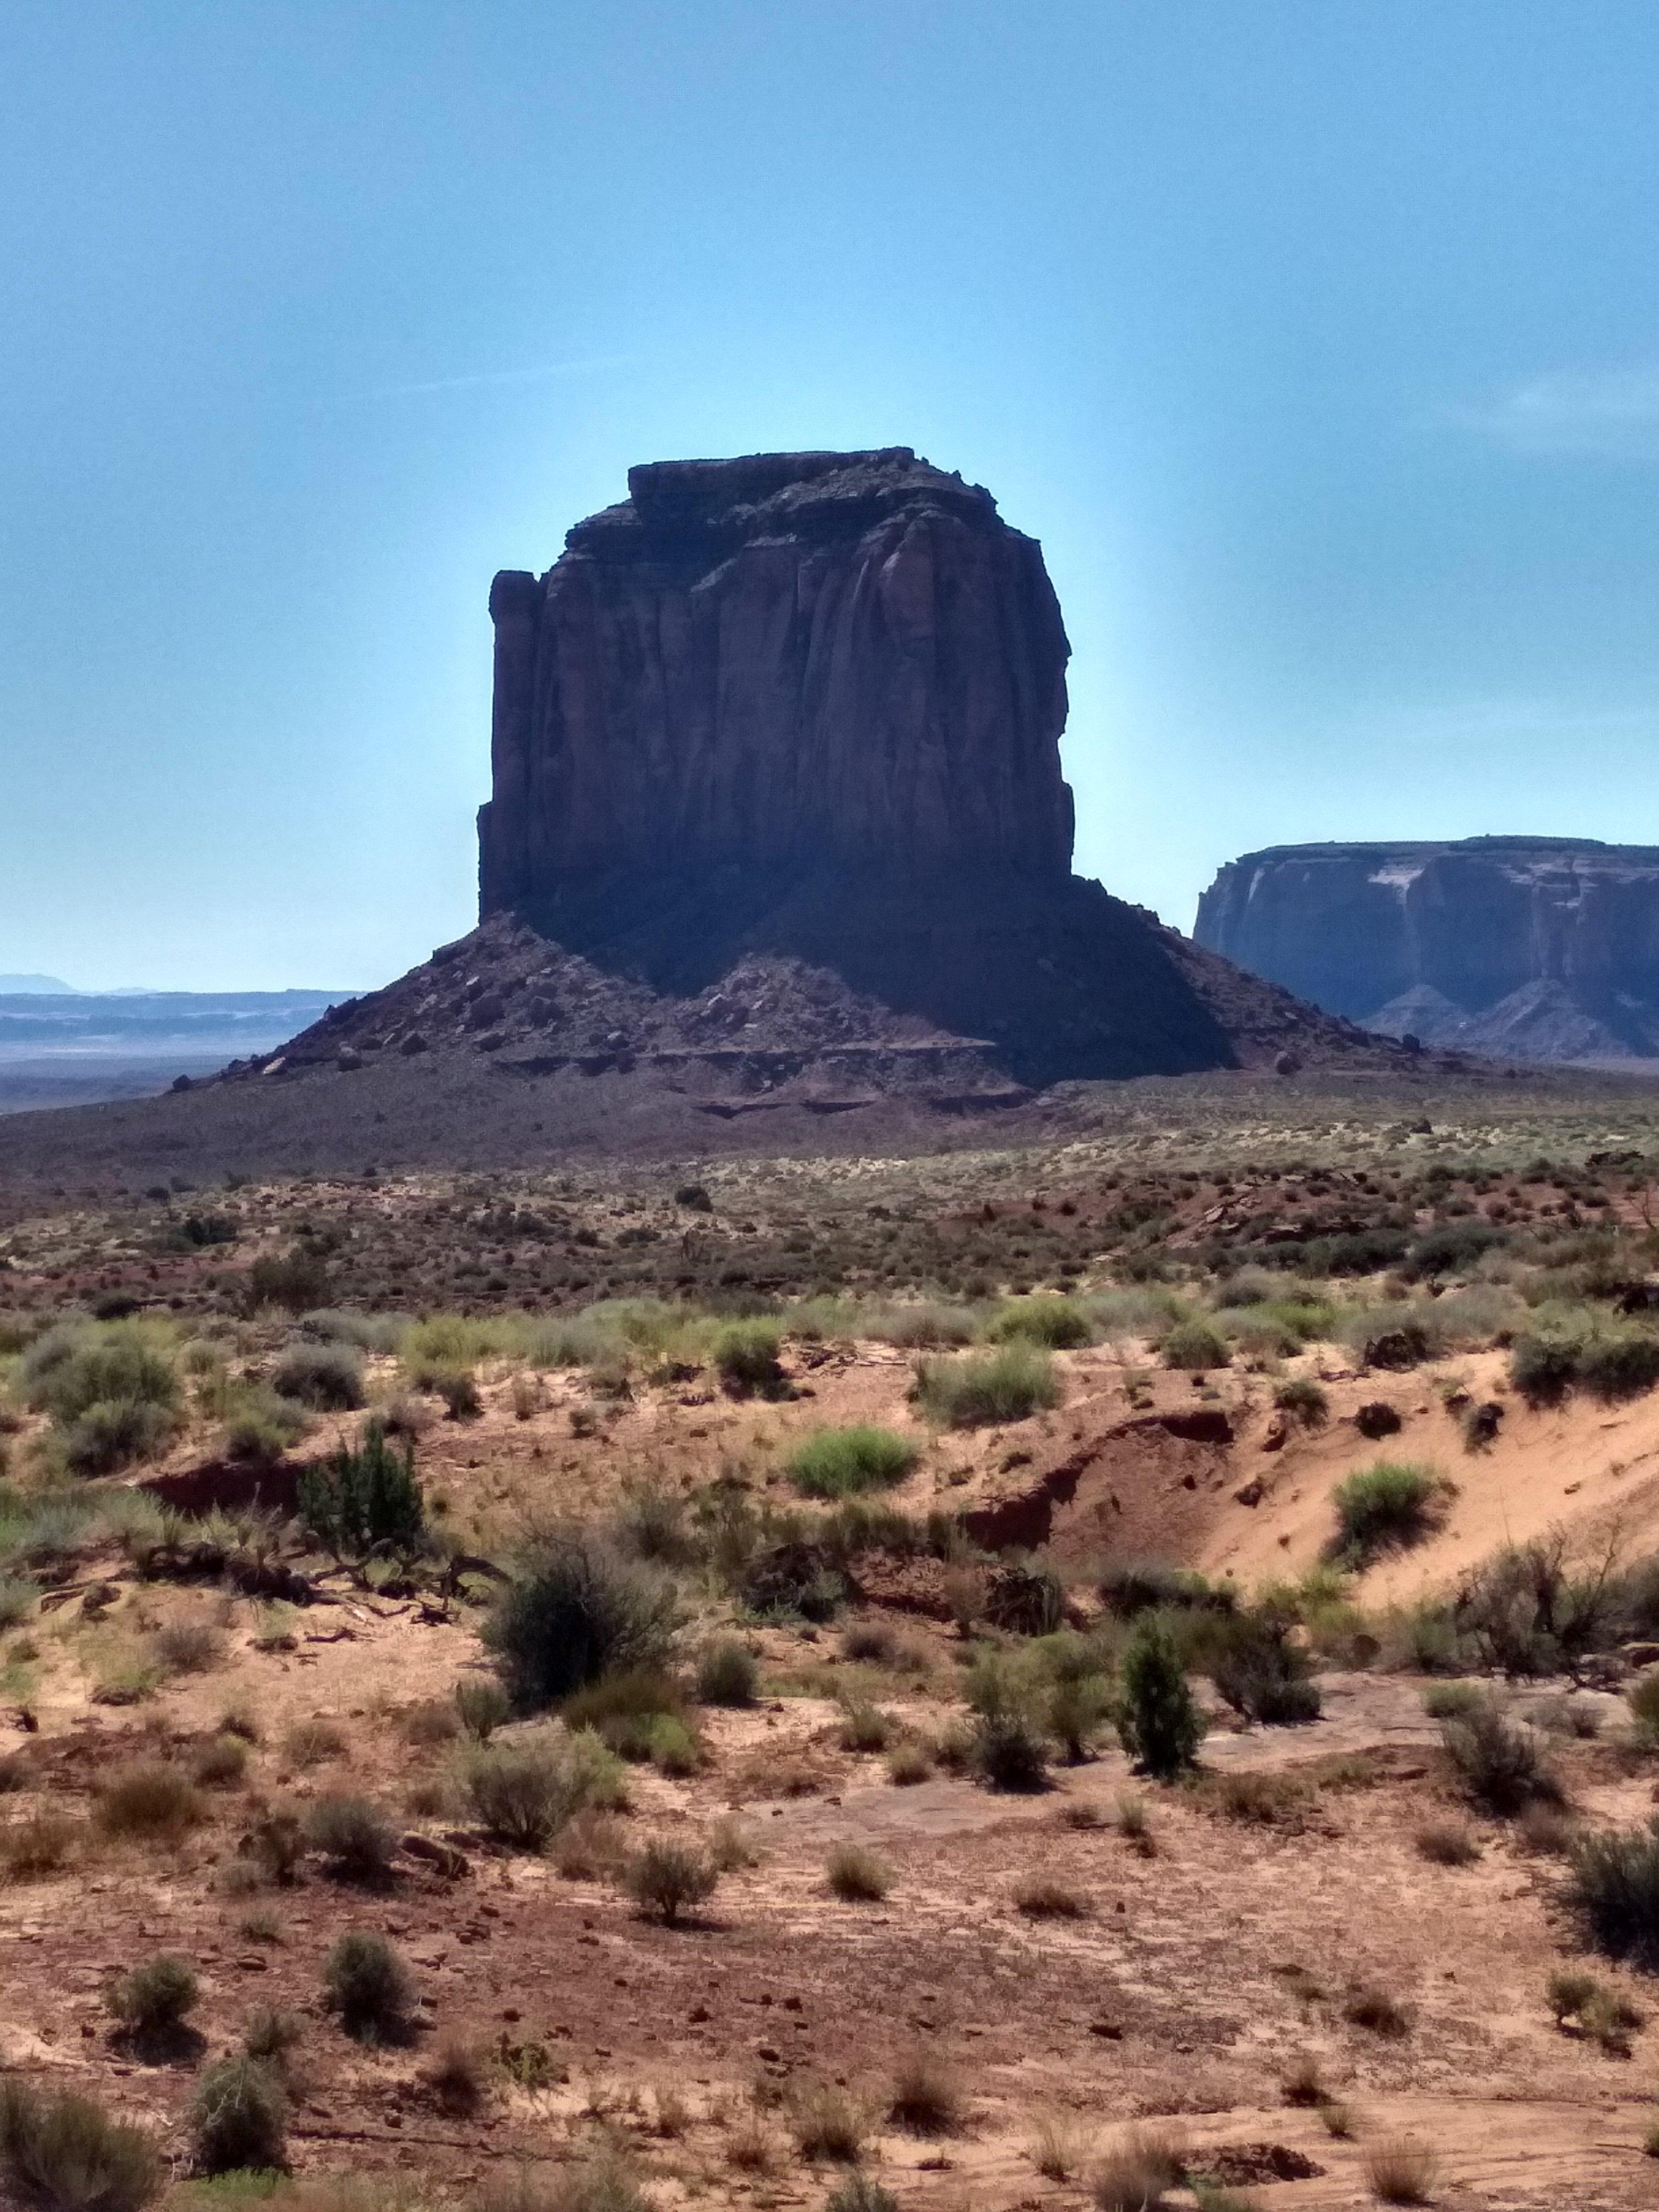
(478, 447), (1074, 912)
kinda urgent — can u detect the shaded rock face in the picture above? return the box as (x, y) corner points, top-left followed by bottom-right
(479, 448), (1074, 907)
(1194, 838), (1659, 1060)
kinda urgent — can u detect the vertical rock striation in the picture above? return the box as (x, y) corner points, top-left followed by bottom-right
(479, 449), (1074, 910)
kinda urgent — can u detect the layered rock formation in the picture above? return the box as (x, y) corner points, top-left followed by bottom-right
(1195, 838), (1659, 1061)
(472, 448), (1393, 1087)
(479, 449), (1073, 907)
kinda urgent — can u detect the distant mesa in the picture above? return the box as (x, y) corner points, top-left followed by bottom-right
(1195, 837), (1659, 1064)
(0, 974), (74, 994)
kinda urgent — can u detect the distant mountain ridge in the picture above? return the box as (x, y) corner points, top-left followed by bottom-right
(0, 974), (72, 993)
(1194, 836), (1659, 1063)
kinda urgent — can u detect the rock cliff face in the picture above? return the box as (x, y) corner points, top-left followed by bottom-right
(479, 448), (1074, 907)
(468, 450), (1410, 1088)
(1194, 838), (1659, 1060)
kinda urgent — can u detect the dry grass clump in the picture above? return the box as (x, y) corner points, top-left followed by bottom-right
(838, 1699), (896, 1753)
(97, 1762), (203, 1842)
(190, 1734), (249, 1788)
(1092, 2124), (1185, 2211)
(0, 2077), (162, 2212)
(790, 2081), (867, 2162)
(152, 1618), (227, 1674)
(885, 1739), (933, 1785)
(283, 1717), (348, 1768)
(1363, 2136), (1438, 2203)
(1015, 1875), (1088, 1918)
(1028, 2110), (1096, 2181)
(723, 2115), (783, 2174)
(826, 1844), (891, 1901)
(1279, 2051), (1327, 2106)
(1440, 1699), (1557, 1816)
(887, 2052), (962, 2135)
(1415, 1819), (1481, 1866)
(0, 1810), (81, 1882)
(553, 1809), (628, 1879)
(1546, 1966), (1643, 2052)
(423, 2033), (489, 2114)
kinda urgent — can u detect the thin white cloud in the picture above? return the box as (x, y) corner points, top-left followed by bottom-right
(359, 355), (635, 400)
(1445, 364), (1659, 460)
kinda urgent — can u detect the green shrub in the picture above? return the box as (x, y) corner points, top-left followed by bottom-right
(190, 2055), (288, 2173)
(695, 1637), (759, 1706)
(711, 1319), (785, 1395)
(827, 1843), (891, 1900)
(825, 2177), (898, 2212)
(484, 1532), (678, 1708)
(461, 1726), (623, 1849)
(249, 1248), (331, 1314)
(454, 1676), (512, 1739)
(1118, 1619), (1204, 1779)
(1510, 1328), (1581, 1406)
(1578, 1328), (1659, 1403)
(1568, 1821), (1659, 1960)
(107, 1954), (198, 2039)
(1628, 1670), (1659, 1744)
(304, 1794), (397, 1881)
(64, 1401), (177, 1476)
(271, 1342), (364, 1411)
(1161, 1319), (1229, 1371)
(223, 1388), (309, 1462)
(1442, 1702), (1553, 1815)
(1209, 1607), (1322, 1725)
(1422, 1680), (1484, 1720)
(1099, 1560), (1228, 1618)
(297, 1422), (424, 1556)
(1330, 1461), (1441, 1564)
(970, 1707), (1050, 1791)
(0, 2080), (162, 2212)
(912, 1344), (1062, 1428)
(0, 1575), (38, 1629)
(1273, 1376), (1329, 1429)
(322, 1930), (413, 2040)
(1048, 1673), (1113, 1761)
(624, 1836), (718, 1924)
(787, 1426), (919, 1498)
(988, 1296), (1094, 1349)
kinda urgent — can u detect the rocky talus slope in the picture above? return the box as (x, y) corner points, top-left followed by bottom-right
(1196, 836), (1659, 1062)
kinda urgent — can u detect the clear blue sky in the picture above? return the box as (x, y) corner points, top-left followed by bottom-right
(6, 2), (1659, 988)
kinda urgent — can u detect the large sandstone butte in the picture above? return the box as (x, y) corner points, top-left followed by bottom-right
(1195, 836), (1659, 1062)
(470, 447), (1380, 1088)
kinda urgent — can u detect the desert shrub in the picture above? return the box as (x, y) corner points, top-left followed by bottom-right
(283, 1717), (346, 1767)
(97, 1762), (203, 1841)
(1118, 1618), (1203, 1779)
(191, 1735), (249, 1788)
(1280, 2051), (1326, 2106)
(886, 1739), (933, 1785)
(249, 1247), (331, 1313)
(242, 2007), (304, 2064)
(0, 2079), (162, 2212)
(1421, 1680), (1484, 1719)
(624, 1835), (717, 1924)
(825, 2181), (897, 2212)
(1093, 2126), (1185, 2211)
(1567, 1821), (1659, 1960)
(272, 1342), (364, 1411)
(1016, 1875), (1087, 1917)
(1161, 1319), (1229, 1371)
(613, 1482), (697, 1565)
(153, 1619), (227, 1674)
(1208, 1606), (1321, 1725)
(913, 1344), (1062, 1428)
(463, 1727), (623, 1848)
(988, 1295), (1094, 1349)
(1363, 2138), (1438, 2205)
(787, 1426), (918, 1499)
(245, 1809), (306, 1884)
(695, 1637), (758, 1706)
(297, 1422), (424, 1556)
(305, 1794), (397, 1881)
(1099, 1559), (1229, 1618)
(1329, 1461), (1441, 1564)
(0, 1811), (80, 1882)
(1344, 1981), (1411, 2035)
(484, 1531), (678, 1708)
(1273, 1376), (1329, 1428)
(107, 1954), (198, 2039)
(1417, 1819), (1481, 1865)
(25, 1325), (183, 1462)
(1578, 1327), (1659, 1402)
(1509, 1327), (1581, 1406)
(1628, 1670), (1659, 1742)
(1048, 1672), (1112, 1760)
(826, 1844), (890, 1900)
(322, 1930), (413, 2040)
(1442, 1701), (1553, 1815)
(839, 1698), (895, 1753)
(455, 1676), (512, 1739)
(648, 1715), (700, 1775)
(711, 1319), (785, 1395)
(790, 2082), (868, 2162)
(1453, 1535), (1622, 1675)
(224, 1388), (311, 1462)
(190, 2054), (288, 2173)
(887, 2053), (961, 2135)
(864, 1302), (976, 1349)
(402, 1697), (460, 1747)
(563, 1666), (687, 1755)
